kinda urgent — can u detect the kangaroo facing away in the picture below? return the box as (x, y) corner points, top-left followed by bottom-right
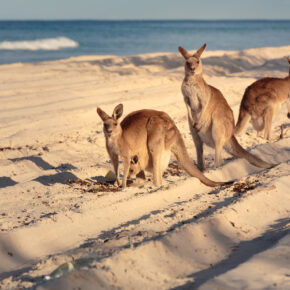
(97, 104), (231, 189)
(178, 44), (274, 171)
(235, 57), (290, 140)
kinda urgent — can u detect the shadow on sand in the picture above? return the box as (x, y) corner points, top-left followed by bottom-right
(8, 155), (78, 186)
(172, 217), (289, 290)
(0, 176), (17, 189)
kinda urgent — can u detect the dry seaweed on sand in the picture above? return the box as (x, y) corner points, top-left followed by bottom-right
(67, 178), (120, 193)
(163, 162), (184, 177)
(232, 179), (260, 194)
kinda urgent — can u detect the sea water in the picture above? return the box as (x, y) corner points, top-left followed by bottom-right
(0, 20), (289, 64)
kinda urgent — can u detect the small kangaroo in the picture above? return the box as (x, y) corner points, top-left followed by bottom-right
(178, 44), (274, 171)
(129, 155), (146, 180)
(127, 154), (170, 181)
(235, 57), (290, 140)
(97, 104), (231, 188)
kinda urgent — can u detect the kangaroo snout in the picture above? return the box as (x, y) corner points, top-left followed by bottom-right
(186, 62), (195, 73)
(104, 124), (113, 135)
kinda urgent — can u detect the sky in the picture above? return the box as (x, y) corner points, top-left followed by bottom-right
(0, 0), (289, 20)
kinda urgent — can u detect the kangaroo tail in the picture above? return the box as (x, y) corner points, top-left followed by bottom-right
(172, 133), (231, 187)
(226, 136), (274, 169)
(235, 103), (251, 136)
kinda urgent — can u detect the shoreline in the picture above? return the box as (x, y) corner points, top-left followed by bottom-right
(0, 43), (290, 66)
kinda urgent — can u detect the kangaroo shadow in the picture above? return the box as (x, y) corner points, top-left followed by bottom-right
(33, 172), (79, 186)
(9, 156), (55, 170)
(9, 155), (78, 186)
(9, 156), (77, 171)
(0, 176), (17, 189)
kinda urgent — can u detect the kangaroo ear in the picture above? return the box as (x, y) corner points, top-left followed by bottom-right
(195, 43), (207, 58)
(131, 155), (138, 164)
(284, 56), (290, 65)
(97, 107), (109, 121)
(112, 104), (123, 120)
(178, 46), (191, 59)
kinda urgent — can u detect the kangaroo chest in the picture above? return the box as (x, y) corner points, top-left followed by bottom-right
(106, 137), (121, 155)
(182, 81), (203, 119)
(182, 79), (214, 146)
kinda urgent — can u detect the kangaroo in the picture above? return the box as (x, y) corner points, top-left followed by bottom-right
(235, 57), (290, 140)
(97, 104), (231, 189)
(128, 154), (171, 181)
(129, 155), (146, 180)
(178, 43), (274, 171)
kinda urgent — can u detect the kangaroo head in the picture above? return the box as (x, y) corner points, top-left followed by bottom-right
(128, 155), (140, 178)
(97, 104), (123, 138)
(178, 43), (207, 76)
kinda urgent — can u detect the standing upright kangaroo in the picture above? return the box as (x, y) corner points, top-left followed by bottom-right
(235, 57), (290, 140)
(97, 104), (231, 189)
(178, 43), (273, 171)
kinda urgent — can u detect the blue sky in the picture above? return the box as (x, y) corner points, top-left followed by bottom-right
(0, 0), (289, 20)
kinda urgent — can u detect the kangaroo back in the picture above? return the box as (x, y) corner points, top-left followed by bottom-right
(171, 131), (228, 187)
(226, 136), (274, 169)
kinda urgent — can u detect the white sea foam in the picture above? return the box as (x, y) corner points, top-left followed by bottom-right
(0, 37), (79, 51)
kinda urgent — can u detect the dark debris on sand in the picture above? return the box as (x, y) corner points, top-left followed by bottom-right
(67, 179), (119, 193)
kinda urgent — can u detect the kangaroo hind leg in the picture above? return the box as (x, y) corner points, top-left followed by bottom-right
(212, 120), (228, 168)
(214, 140), (224, 168)
(251, 115), (264, 137)
(147, 117), (165, 187)
(263, 105), (274, 140)
(287, 96), (290, 119)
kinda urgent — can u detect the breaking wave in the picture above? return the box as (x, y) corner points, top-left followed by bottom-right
(0, 37), (79, 51)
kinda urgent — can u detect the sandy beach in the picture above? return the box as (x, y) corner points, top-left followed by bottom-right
(0, 45), (289, 289)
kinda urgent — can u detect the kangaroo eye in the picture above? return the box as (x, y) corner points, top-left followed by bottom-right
(114, 122), (117, 126)
(196, 60), (200, 64)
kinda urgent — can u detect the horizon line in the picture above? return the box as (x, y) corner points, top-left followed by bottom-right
(0, 18), (290, 21)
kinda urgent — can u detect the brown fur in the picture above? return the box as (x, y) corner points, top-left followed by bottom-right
(178, 44), (274, 170)
(97, 104), (230, 188)
(235, 57), (290, 139)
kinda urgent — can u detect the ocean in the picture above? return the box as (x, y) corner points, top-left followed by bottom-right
(0, 20), (289, 64)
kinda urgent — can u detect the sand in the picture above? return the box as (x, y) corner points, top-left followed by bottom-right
(0, 45), (289, 289)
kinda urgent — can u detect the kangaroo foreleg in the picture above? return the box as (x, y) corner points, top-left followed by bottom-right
(110, 152), (120, 186)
